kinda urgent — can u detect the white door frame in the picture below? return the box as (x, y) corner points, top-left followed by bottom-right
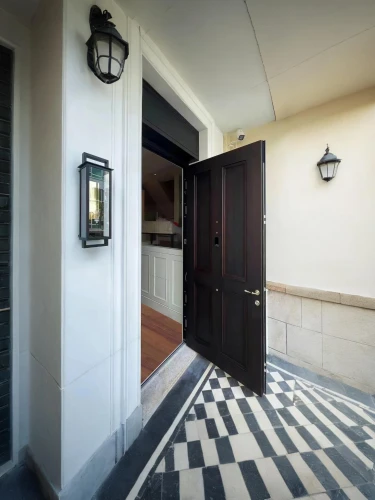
(120, 18), (222, 445)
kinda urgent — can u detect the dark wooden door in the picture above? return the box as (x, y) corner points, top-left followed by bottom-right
(184, 141), (266, 395)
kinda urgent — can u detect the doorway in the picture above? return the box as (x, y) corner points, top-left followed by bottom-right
(140, 80), (200, 385)
(141, 148), (184, 382)
(140, 81), (266, 395)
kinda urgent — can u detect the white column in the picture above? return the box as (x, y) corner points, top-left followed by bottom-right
(122, 16), (143, 447)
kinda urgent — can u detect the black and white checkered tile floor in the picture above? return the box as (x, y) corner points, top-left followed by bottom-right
(140, 365), (375, 499)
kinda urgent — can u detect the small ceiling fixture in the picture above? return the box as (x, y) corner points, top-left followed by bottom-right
(317, 145), (341, 182)
(86, 5), (129, 84)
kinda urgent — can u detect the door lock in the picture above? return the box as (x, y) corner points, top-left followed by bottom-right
(244, 289), (260, 295)
(255, 300), (260, 306)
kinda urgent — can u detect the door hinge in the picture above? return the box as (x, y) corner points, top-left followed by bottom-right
(263, 215), (266, 225)
(184, 238), (187, 245)
(184, 180), (187, 190)
(184, 318), (187, 328)
(184, 293), (187, 304)
(184, 205), (187, 216)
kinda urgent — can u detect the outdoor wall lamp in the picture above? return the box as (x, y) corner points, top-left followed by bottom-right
(317, 145), (341, 182)
(78, 153), (113, 248)
(86, 5), (129, 84)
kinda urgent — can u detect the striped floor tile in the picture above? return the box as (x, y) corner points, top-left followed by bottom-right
(140, 364), (375, 499)
(145, 452), (374, 500)
(155, 430), (375, 474)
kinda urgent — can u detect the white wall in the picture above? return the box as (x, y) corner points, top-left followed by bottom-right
(62, 0), (130, 487)
(226, 88), (375, 297)
(0, 0), (224, 489)
(0, 0), (224, 488)
(60, 0), (223, 489)
(0, 6), (31, 468)
(29, 0), (63, 488)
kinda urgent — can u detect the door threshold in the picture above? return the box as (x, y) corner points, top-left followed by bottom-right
(141, 341), (184, 386)
(141, 342), (197, 425)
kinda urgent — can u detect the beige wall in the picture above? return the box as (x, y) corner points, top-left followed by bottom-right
(225, 88), (375, 298)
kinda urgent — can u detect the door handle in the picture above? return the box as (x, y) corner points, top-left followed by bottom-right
(244, 289), (260, 295)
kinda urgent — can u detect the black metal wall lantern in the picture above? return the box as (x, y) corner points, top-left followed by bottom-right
(317, 145), (341, 182)
(78, 153), (113, 248)
(86, 5), (129, 84)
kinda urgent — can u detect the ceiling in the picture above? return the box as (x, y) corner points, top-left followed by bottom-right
(142, 148), (180, 182)
(119, 0), (375, 132)
(0, 0), (40, 24)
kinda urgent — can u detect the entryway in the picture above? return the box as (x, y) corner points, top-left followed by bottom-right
(140, 79), (199, 388)
(140, 79), (266, 398)
(141, 147), (183, 382)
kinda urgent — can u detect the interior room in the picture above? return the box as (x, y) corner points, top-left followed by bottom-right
(141, 147), (183, 382)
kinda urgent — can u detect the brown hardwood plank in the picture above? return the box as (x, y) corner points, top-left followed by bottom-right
(141, 304), (182, 383)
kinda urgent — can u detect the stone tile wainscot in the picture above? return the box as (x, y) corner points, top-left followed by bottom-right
(267, 282), (375, 394)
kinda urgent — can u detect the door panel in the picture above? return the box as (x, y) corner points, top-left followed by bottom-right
(185, 159), (219, 360)
(185, 141), (266, 395)
(195, 170), (211, 272)
(223, 161), (246, 281)
(194, 283), (213, 345)
(222, 290), (247, 368)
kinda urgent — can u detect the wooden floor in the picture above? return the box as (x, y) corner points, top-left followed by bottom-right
(141, 304), (182, 383)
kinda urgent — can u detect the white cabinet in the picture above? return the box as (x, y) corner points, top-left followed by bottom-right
(141, 245), (183, 323)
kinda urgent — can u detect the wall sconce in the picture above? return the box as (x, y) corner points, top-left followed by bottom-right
(317, 145), (341, 182)
(86, 5), (129, 84)
(78, 153), (113, 248)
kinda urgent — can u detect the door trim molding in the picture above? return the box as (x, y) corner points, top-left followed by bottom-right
(118, 16), (223, 460)
(119, 17), (224, 436)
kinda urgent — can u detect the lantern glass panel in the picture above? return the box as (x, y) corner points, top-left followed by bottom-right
(103, 169), (110, 238)
(319, 164), (327, 180)
(88, 166), (110, 239)
(95, 34), (110, 76)
(333, 162), (339, 177)
(110, 38), (125, 77)
(80, 167), (88, 240)
(326, 163), (335, 179)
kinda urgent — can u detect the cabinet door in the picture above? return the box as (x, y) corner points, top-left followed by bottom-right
(150, 252), (169, 307)
(168, 253), (183, 314)
(141, 249), (152, 300)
